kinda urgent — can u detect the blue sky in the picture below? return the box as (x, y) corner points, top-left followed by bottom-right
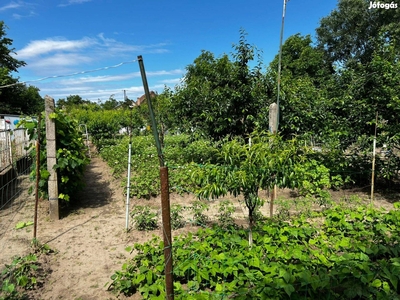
(1, 0), (339, 103)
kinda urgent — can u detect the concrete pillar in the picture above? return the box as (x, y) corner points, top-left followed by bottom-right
(45, 96), (59, 220)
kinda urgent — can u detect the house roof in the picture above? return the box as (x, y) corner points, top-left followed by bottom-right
(136, 91), (156, 106)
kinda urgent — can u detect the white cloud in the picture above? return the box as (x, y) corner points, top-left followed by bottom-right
(28, 53), (94, 69)
(147, 69), (184, 76)
(15, 33), (177, 101)
(16, 34), (169, 72)
(159, 78), (182, 85)
(55, 70), (184, 86)
(17, 37), (95, 58)
(0, 1), (36, 18)
(58, 0), (92, 7)
(0, 2), (21, 11)
(42, 85), (149, 102)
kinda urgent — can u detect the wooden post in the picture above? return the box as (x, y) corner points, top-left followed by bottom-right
(138, 56), (174, 299)
(269, 103), (278, 218)
(45, 96), (59, 220)
(160, 166), (173, 300)
(370, 112), (378, 206)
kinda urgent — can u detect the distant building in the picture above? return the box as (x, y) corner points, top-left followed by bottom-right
(136, 91), (157, 106)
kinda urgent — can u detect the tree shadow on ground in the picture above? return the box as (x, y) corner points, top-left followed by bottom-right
(375, 180), (400, 203)
(60, 157), (114, 217)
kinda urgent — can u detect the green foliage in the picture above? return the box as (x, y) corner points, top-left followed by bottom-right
(72, 107), (143, 151)
(21, 109), (90, 204)
(15, 221), (34, 230)
(316, 0), (400, 66)
(189, 201), (209, 227)
(0, 241), (53, 300)
(191, 133), (335, 231)
(1, 254), (38, 300)
(172, 30), (269, 140)
(0, 21), (44, 115)
(110, 204), (400, 299)
(293, 159), (335, 204)
(217, 200), (236, 228)
(100, 134), (215, 199)
(130, 206), (159, 231)
(170, 204), (186, 230)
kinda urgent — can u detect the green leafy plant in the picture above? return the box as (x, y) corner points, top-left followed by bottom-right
(217, 200), (236, 228)
(20, 110), (90, 205)
(1, 254), (38, 299)
(191, 133), (326, 245)
(15, 221), (34, 230)
(110, 203), (400, 299)
(189, 200), (209, 227)
(130, 206), (159, 231)
(170, 204), (186, 230)
(275, 197), (293, 221)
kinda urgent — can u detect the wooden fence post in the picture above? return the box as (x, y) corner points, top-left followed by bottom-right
(45, 96), (59, 220)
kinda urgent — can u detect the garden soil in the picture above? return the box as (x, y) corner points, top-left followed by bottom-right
(1, 149), (229, 300)
(1, 146), (397, 299)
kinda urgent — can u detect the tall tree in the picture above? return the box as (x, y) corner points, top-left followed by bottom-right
(0, 21), (43, 115)
(316, 0), (400, 67)
(172, 30), (270, 140)
(0, 21), (26, 72)
(315, 0), (400, 181)
(264, 34), (335, 139)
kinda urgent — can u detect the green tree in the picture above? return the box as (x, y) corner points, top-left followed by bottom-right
(56, 95), (88, 109)
(268, 34), (333, 87)
(263, 34), (334, 139)
(101, 96), (121, 110)
(137, 88), (177, 146)
(0, 21), (44, 115)
(316, 0), (400, 67)
(192, 133), (312, 245)
(173, 30), (270, 140)
(0, 21), (26, 72)
(314, 0), (400, 182)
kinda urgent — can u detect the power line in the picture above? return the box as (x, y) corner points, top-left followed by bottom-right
(0, 59), (137, 89)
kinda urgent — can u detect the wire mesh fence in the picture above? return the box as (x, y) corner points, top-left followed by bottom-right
(0, 128), (32, 210)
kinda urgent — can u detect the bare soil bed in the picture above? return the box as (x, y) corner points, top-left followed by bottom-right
(1, 148), (398, 299)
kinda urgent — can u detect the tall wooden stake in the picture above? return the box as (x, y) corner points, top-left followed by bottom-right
(138, 55), (174, 300)
(371, 112), (378, 205)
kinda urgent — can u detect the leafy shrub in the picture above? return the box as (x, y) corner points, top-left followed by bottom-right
(275, 197), (293, 220)
(0, 241), (53, 300)
(21, 110), (90, 204)
(100, 134), (199, 199)
(217, 200), (236, 228)
(189, 200), (209, 226)
(72, 108), (145, 151)
(170, 204), (186, 230)
(110, 203), (400, 299)
(130, 206), (158, 231)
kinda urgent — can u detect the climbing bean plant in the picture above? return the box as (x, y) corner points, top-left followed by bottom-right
(21, 109), (90, 204)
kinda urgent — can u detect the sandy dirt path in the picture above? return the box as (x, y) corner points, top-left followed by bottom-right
(1, 150), (146, 299)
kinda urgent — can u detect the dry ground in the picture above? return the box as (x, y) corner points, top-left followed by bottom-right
(0, 148), (398, 299)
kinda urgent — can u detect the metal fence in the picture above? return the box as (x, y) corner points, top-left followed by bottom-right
(0, 128), (32, 210)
